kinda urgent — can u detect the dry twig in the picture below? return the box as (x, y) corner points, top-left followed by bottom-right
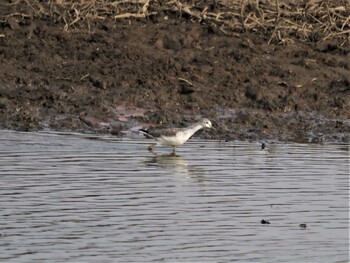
(3, 0), (349, 43)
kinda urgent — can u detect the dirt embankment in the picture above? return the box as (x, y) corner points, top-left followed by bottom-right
(0, 0), (349, 142)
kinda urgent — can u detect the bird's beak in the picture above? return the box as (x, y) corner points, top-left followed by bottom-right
(211, 126), (216, 130)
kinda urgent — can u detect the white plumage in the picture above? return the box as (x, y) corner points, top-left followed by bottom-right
(139, 118), (214, 153)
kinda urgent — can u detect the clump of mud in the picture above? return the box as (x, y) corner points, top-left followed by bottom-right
(0, 0), (349, 142)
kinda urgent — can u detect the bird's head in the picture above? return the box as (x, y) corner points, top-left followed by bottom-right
(200, 118), (214, 129)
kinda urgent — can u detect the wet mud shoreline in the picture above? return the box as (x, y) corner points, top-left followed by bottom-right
(0, 1), (349, 143)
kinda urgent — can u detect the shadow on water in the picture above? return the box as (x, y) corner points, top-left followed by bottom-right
(0, 130), (349, 262)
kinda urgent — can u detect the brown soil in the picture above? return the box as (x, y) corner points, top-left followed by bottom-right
(0, 1), (349, 143)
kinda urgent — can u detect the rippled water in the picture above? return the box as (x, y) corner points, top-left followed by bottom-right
(0, 130), (349, 262)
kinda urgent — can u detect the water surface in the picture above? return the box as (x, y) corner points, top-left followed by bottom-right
(0, 130), (349, 262)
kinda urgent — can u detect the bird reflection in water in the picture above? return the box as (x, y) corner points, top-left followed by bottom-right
(144, 153), (209, 183)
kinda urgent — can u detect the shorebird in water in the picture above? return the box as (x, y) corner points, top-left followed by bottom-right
(139, 118), (214, 154)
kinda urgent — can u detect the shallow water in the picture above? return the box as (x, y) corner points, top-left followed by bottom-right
(0, 130), (349, 263)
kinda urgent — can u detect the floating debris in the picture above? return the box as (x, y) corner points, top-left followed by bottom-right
(261, 219), (270, 225)
(299, 223), (307, 229)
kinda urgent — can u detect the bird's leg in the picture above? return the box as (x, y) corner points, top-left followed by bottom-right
(148, 143), (156, 152)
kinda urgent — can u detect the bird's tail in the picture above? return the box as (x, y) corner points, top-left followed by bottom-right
(139, 129), (154, 139)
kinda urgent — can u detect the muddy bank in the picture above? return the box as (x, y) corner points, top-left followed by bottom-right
(0, 1), (349, 142)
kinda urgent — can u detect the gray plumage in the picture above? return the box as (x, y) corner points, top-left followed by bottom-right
(140, 127), (183, 138)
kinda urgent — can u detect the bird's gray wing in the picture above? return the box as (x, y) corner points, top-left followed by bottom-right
(140, 127), (182, 138)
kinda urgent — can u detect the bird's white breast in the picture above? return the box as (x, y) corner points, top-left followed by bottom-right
(157, 130), (192, 147)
